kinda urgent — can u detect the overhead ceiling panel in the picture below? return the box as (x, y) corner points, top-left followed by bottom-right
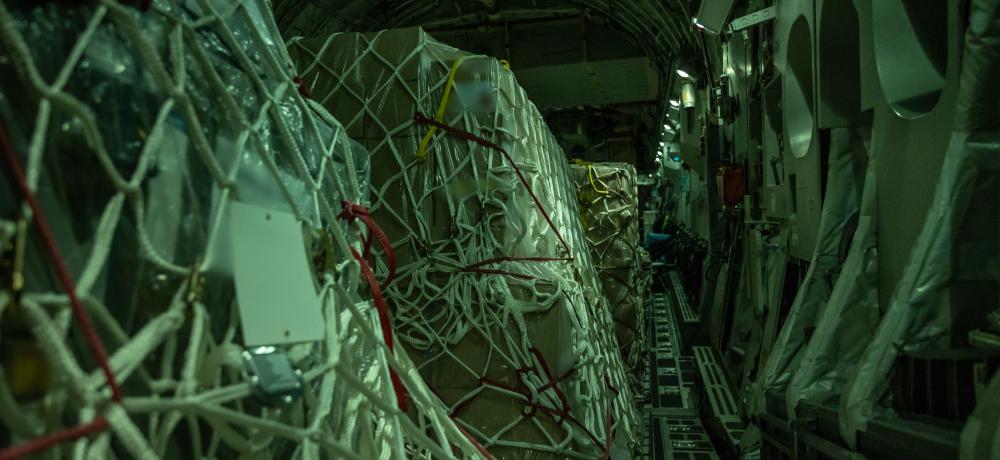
(514, 57), (660, 108)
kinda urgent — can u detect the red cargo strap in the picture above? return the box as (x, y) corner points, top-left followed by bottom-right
(292, 76), (312, 99)
(412, 113), (571, 258)
(0, 417), (110, 460)
(470, 348), (610, 452)
(337, 201), (408, 411)
(337, 201), (396, 287)
(460, 255), (571, 280)
(457, 424), (497, 460)
(424, 385), (497, 459)
(599, 375), (619, 459)
(0, 122), (121, 459)
(411, 114), (621, 456)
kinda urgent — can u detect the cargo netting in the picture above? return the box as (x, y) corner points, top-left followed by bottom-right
(0, 2), (483, 459)
(288, 28), (639, 458)
(570, 161), (649, 389)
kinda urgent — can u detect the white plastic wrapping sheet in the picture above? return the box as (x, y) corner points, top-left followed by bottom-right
(754, 127), (866, 416)
(960, 367), (1000, 459)
(726, 250), (758, 390)
(840, 130), (1000, 446)
(958, 3), (1000, 456)
(785, 155), (879, 419)
(743, 226), (789, 416)
(839, 0), (1000, 442)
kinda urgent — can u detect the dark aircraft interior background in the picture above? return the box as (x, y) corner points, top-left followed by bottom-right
(1, 0), (999, 458)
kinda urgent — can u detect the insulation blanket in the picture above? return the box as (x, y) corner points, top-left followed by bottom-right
(753, 126), (867, 416)
(569, 161), (648, 385)
(785, 155), (879, 419)
(839, 0), (1000, 445)
(288, 27), (638, 458)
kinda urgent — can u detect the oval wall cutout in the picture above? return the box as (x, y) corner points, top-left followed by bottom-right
(783, 16), (815, 159)
(873, 0), (949, 119)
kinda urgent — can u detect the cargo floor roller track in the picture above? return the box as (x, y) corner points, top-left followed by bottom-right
(640, 280), (720, 460)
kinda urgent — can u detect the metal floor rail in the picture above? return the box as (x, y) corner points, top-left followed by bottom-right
(640, 289), (720, 460)
(669, 271), (700, 324)
(693, 345), (745, 449)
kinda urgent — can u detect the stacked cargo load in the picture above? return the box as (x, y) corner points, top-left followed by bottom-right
(0, 3), (481, 459)
(570, 162), (648, 387)
(288, 27), (639, 457)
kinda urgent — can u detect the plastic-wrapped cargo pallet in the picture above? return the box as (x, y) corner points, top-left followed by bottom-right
(288, 27), (639, 458)
(570, 162), (649, 386)
(0, 2), (483, 459)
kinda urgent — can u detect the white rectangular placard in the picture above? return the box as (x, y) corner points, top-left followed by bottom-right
(230, 201), (324, 345)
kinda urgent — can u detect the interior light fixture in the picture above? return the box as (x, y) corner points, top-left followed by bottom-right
(659, 142), (665, 147)
(676, 68), (691, 79)
(670, 99), (680, 107)
(681, 81), (697, 109)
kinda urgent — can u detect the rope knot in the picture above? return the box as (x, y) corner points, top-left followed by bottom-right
(336, 200), (396, 288)
(292, 76), (311, 99)
(337, 200), (367, 221)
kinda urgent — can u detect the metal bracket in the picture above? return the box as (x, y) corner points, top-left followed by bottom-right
(242, 346), (304, 406)
(728, 6), (777, 33)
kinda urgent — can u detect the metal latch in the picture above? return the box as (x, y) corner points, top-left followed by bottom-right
(242, 346), (304, 406)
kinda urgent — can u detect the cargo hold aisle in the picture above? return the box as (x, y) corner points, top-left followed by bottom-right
(640, 264), (746, 459)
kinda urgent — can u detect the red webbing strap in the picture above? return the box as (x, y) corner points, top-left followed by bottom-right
(462, 256), (571, 269)
(471, 381), (606, 452)
(461, 267), (536, 280)
(475, 349), (607, 452)
(457, 424), (497, 460)
(461, 256), (571, 280)
(599, 375), (619, 460)
(425, 385), (497, 459)
(409, 115), (616, 455)
(338, 202), (408, 411)
(412, 113), (572, 257)
(0, 417), (109, 460)
(292, 76), (312, 99)
(0, 121), (121, 459)
(349, 249), (394, 348)
(337, 201), (396, 286)
(351, 248), (409, 411)
(477, 374), (604, 450)
(0, 121), (122, 403)
(526, 347), (572, 420)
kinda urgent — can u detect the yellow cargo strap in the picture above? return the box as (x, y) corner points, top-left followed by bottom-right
(572, 159), (609, 195)
(416, 55), (473, 161)
(499, 59), (511, 70)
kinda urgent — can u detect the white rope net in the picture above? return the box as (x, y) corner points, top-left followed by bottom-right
(0, 2), (482, 458)
(288, 28), (639, 458)
(569, 162), (648, 389)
